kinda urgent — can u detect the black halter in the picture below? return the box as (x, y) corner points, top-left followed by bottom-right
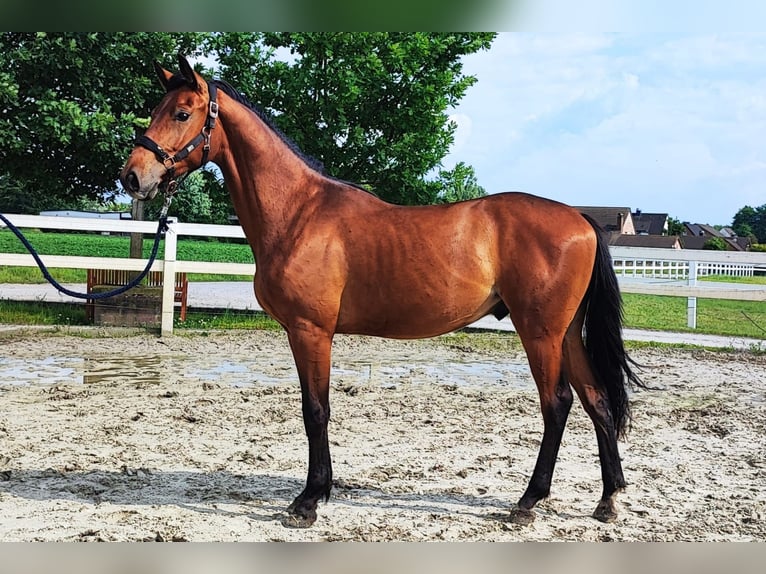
(134, 82), (219, 196)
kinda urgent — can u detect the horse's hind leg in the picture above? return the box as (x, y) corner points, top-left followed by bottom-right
(511, 333), (573, 525)
(562, 307), (626, 522)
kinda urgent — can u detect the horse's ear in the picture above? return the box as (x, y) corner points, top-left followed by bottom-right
(177, 54), (199, 91)
(154, 61), (172, 91)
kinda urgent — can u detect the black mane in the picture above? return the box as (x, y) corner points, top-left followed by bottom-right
(209, 78), (327, 175)
(166, 73), (325, 174)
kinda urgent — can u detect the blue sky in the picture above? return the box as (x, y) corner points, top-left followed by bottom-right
(443, 33), (766, 226)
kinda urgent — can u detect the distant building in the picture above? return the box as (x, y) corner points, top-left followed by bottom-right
(632, 210), (668, 235)
(577, 206), (751, 251)
(577, 206), (635, 234)
(609, 234), (681, 249)
(680, 222), (746, 251)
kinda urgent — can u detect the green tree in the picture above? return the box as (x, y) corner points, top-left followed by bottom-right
(0, 174), (131, 214)
(0, 32), (203, 207)
(0, 174), (67, 213)
(733, 222), (755, 240)
(732, 205), (766, 242)
(207, 32), (495, 205)
(703, 237), (727, 251)
(144, 171), (231, 225)
(666, 216), (686, 236)
(2, 33), (494, 214)
(435, 162), (486, 203)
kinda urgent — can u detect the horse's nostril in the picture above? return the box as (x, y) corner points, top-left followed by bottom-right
(125, 171), (140, 193)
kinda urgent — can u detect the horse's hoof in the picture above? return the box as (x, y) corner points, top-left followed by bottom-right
(509, 507), (536, 526)
(593, 499), (618, 523)
(281, 512), (316, 529)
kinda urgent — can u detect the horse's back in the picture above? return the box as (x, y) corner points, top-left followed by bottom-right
(326, 189), (596, 338)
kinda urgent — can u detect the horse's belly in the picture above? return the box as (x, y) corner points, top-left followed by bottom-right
(335, 290), (502, 339)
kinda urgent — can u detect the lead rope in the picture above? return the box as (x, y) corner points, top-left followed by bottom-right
(0, 194), (173, 301)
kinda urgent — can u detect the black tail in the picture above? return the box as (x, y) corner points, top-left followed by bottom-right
(581, 214), (644, 438)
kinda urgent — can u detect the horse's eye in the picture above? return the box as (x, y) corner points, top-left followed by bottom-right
(175, 111), (190, 122)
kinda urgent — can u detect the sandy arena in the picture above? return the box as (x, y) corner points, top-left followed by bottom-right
(0, 328), (763, 541)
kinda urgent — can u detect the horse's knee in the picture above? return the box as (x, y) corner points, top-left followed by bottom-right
(542, 379), (573, 428)
(554, 381), (573, 414)
(302, 399), (330, 430)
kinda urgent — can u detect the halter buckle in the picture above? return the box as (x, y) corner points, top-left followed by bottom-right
(159, 189), (174, 220)
(209, 100), (219, 119)
(202, 126), (212, 150)
(162, 178), (179, 204)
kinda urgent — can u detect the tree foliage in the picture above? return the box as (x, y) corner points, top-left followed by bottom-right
(732, 205), (766, 243)
(435, 162), (486, 204)
(144, 171), (231, 225)
(703, 237), (727, 251)
(1, 32), (494, 216)
(207, 32), (495, 205)
(666, 216), (686, 236)
(0, 32), (202, 209)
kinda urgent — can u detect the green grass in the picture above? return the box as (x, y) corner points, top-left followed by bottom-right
(0, 229), (138, 259)
(0, 300), (87, 326)
(0, 266), (85, 283)
(622, 293), (766, 338)
(0, 300), (280, 331)
(1, 294), (764, 341)
(699, 274), (766, 285)
(178, 309), (281, 331)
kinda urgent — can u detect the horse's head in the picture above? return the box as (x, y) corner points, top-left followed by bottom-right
(120, 54), (218, 201)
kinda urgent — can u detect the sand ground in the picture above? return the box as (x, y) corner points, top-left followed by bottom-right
(0, 328), (763, 541)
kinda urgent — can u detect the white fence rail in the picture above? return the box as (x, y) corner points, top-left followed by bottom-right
(1, 214), (254, 335)
(606, 246), (766, 330)
(610, 246), (766, 279)
(2, 215), (766, 335)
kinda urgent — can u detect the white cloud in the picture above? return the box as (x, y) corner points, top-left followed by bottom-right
(447, 113), (472, 155)
(505, 1), (766, 33)
(445, 33), (766, 224)
(647, 35), (766, 70)
(623, 72), (640, 89)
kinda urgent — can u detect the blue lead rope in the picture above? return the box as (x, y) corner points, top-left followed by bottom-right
(0, 211), (170, 300)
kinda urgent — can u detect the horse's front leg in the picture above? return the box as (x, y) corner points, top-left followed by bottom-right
(282, 321), (334, 528)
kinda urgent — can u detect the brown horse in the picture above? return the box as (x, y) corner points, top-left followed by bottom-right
(120, 55), (642, 528)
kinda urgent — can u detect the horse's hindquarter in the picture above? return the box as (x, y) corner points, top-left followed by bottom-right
(490, 193), (598, 338)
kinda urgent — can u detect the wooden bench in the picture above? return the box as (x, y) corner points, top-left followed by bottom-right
(86, 269), (188, 322)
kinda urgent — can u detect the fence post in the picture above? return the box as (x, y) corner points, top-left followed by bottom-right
(687, 260), (698, 329)
(160, 217), (178, 337)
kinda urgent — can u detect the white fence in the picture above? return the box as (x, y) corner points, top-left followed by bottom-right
(1, 214), (253, 336)
(611, 246), (765, 279)
(608, 246), (766, 329)
(2, 215), (766, 335)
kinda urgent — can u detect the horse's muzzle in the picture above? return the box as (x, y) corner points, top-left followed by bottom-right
(120, 170), (159, 201)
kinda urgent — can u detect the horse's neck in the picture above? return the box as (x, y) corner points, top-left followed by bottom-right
(213, 99), (319, 253)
